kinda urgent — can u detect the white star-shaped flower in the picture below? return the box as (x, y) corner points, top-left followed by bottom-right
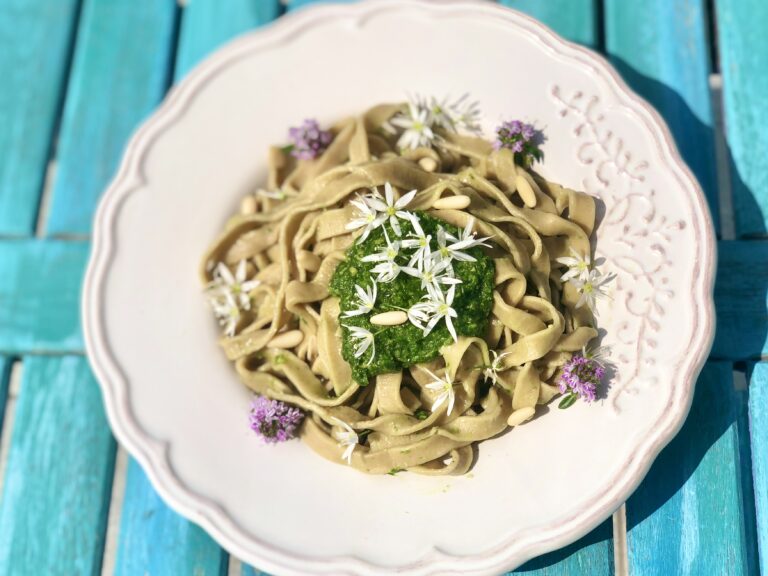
(422, 367), (457, 416)
(343, 324), (376, 365)
(210, 292), (241, 337)
(429, 94), (482, 134)
(206, 260), (260, 310)
(556, 248), (592, 282)
(391, 100), (436, 150)
(483, 350), (513, 385)
(408, 284), (459, 342)
(434, 219), (491, 264)
(330, 417), (359, 465)
(362, 228), (402, 282)
(402, 254), (461, 292)
(365, 182), (417, 236)
(346, 194), (387, 243)
(573, 269), (612, 314)
(342, 282), (378, 318)
(401, 214), (433, 267)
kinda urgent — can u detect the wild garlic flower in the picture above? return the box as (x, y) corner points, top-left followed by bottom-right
(342, 282), (378, 318)
(422, 367), (457, 416)
(362, 227), (402, 283)
(429, 94), (482, 134)
(483, 350), (512, 385)
(402, 254), (461, 292)
(401, 214), (433, 267)
(365, 182), (417, 236)
(210, 292), (241, 337)
(445, 217), (491, 251)
(556, 248), (592, 282)
(207, 260), (260, 310)
(434, 224), (485, 263)
(330, 417), (359, 464)
(346, 194), (387, 243)
(573, 269), (612, 314)
(408, 284), (459, 341)
(343, 324), (376, 365)
(391, 100), (436, 150)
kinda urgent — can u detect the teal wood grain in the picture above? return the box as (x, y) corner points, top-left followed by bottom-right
(241, 565), (269, 576)
(114, 458), (228, 576)
(498, 0), (597, 47)
(749, 363), (768, 575)
(604, 0), (719, 231)
(175, 0), (282, 81)
(711, 240), (768, 360)
(510, 520), (614, 575)
(0, 240), (88, 353)
(0, 0), (80, 235)
(716, 0), (768, 237)
(0, 357), (116, 575)
(625, 362), (755, 575)
(46, 0), (178, 235)
(286, 0), (357, 10)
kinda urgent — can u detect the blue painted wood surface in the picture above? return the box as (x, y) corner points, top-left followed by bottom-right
(712, 241), (768, 360)
(114, 458), (228, 576)
(716, 0), (768, 237)
(0, 356), (116, 575)
(749, 363), (768, 575)
(604, 0), (719, 232)
(0, 0), (80, 235)
(175, 0), (282, 81)
(0, 240), (88, 353)
(625, 362), (757, 575)
(45, 0), (178, 236)
(499, 0), (597, 47)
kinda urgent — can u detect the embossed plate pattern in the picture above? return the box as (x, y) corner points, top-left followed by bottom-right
(82, 1), (715, 574)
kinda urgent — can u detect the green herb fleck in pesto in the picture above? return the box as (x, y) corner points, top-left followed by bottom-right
(414, 409), (430, 420)
(329, 212), (495, 385)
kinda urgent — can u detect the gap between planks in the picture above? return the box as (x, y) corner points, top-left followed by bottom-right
(613, 504), (629, 576)
(100, 446), (129, 576)
(0, 361), (22, 500)
(710, 73), (735, 240)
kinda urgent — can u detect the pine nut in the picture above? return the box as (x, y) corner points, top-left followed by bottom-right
(267, 330), (304, 349)
(370, 311), (408, 326)
(433, 195), (471, 210)
(507, 406), (535, 427)
(418, 157), (438, 172)
(515, 175), (537, 208)
(240, 194), (257, 215)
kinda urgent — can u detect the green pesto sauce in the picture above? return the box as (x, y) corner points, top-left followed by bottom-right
(329, 212), (495, 385)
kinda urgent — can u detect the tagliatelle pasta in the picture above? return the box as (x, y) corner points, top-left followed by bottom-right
(201, 99), (608, 475)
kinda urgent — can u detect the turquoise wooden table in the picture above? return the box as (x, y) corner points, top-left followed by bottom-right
(0, 1), (765, 574)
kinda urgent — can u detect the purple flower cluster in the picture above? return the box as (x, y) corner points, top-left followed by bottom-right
(558, 354), (605, 403)
(493, 120), (541, 165)
(287, 119), (332, 160)
(249, 396), (304, 443)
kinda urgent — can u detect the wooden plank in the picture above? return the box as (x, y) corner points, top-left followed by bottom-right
(716, 0), (768, 237)
(240, 564), (269, 576)
(509, 520), (614, 575)
(625, 362), (755, 575)
(45, 0), (178, 236)
(114, 458), (228, 576)
(604, 0), (719, 231)
(0, 0), (80, 235)
(498, 0), (597, 47)
(286, 0), (355, 10)
(0, 356), (116, 575)
(711, 240), (768, 360)
(175, 0), (282, 81)
(749, 363), (768, 575)
(0, 240), (88, 354)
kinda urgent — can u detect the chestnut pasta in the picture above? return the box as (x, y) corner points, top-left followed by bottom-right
(201, 102), (599, 475)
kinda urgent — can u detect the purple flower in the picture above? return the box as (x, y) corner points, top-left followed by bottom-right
(249, 396), (304, 443)
(558, 354), (605, 403)
(493, 119), (542, 165)
(287, 119), (332, 160)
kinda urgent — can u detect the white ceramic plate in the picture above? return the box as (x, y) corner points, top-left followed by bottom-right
(83, 1), (716, 574)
